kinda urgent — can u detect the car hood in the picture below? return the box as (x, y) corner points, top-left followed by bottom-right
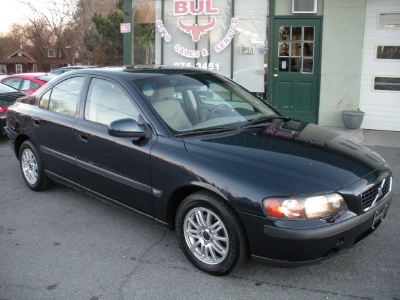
(183, 120), (388, 195)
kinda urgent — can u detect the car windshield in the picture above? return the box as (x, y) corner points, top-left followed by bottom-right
(131, 73), (277, 134)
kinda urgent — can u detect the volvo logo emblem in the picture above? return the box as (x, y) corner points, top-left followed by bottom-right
(377, 187), (383, 197)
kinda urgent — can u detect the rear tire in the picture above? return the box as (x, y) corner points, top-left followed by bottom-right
(19, 140), (53, 191)
(176, 191), (248, 275)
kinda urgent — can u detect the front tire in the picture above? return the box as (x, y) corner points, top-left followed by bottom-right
(176, 191), (248, 275)
(19, 140), (53, 191)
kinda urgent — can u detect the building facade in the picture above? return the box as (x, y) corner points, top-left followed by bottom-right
(123, 0), (400, 131)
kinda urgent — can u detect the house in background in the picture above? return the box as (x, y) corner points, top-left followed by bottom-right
(0, 49), (38, 74)
(0, 46), (87, 75)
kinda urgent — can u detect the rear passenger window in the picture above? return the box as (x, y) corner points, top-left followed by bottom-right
(21, 79), (40, 91)
(85, 78), (139, 125)
(40, 77), (84, 116)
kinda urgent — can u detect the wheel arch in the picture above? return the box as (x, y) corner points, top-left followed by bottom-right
(166, 182), (245, 233)
(13, 134), (31, 159)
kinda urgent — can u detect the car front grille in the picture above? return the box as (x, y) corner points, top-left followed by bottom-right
(361, 175), (392, 211)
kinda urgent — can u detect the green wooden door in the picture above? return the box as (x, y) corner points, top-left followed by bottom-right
(269, 18), (321, 124)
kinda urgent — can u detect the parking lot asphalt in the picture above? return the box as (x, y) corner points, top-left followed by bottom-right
(0, 130), (399, 300)
(325, 127), (400, 147)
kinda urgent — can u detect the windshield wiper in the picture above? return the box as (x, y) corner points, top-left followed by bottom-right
(241, 115), (291, 128)
(175, 127), (237, 137)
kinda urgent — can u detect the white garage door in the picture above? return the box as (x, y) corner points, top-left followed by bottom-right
(360, 0), (400, 131)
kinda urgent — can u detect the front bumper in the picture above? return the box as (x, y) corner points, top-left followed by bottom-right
(238, 192), (392, 267)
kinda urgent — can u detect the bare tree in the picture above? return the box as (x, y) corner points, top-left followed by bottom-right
(10, 20), (54, 70)
(21, 0), (79, 66)
(3, 0), (120, 67)
(0, 33), (23, 59)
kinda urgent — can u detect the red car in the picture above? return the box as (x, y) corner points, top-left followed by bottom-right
(0, 73), (56, 95)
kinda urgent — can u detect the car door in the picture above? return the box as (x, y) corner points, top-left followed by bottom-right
(73, 76), (157, 216)
(29, 76), (85, 182)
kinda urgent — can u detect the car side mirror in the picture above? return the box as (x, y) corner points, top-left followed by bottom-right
(108, 116), (151, 139)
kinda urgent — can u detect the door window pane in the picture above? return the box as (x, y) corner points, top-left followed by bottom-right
(304, 43), (313, 56)
(302, 58), (313, 73)
(291, 27), (302, 40)
(48, 77), (84, 116)
(291, 43), (302, 56)
(279, 27), (290, 40)
(304, 27), (314, 41)
(85, 78), (139, 125)
(291, 58), (301, 72)
(279, 42), (289, 56)
(277, 27), (315, 73)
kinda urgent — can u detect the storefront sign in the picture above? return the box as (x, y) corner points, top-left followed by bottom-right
(156, 20), (172, 42)
(214, 18), (239, 53)
(155, 0), (239, 58)
(240, 45), (255, 54)
(178, 16), (216, 42)
(173, 0), (219, 15)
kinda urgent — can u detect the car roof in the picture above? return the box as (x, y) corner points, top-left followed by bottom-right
(3, 72), (53, 78)
(57, 65), (98, 70)
(62, 66), (213, 81)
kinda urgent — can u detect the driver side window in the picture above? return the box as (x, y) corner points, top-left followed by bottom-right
(85, 78), (139, 126)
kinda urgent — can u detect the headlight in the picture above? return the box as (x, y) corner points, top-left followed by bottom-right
(263, 193), (348, 220)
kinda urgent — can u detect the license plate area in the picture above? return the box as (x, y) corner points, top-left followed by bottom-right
(372, 204), (387, 230)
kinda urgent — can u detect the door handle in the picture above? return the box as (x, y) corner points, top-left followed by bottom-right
(32, 118), (40, 126)
(273, 74), (278, 78)
(75, 130), (88, 142)
(79, 134), (88, 141)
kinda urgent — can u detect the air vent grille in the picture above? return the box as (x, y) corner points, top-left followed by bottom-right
(292, 0), (317, 14)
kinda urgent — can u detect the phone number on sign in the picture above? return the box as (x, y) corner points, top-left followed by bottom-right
(173, 62), (220, 71)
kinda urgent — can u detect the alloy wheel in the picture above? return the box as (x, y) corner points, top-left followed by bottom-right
(21, 148), (38, 185)
(183, 207), (229, 265)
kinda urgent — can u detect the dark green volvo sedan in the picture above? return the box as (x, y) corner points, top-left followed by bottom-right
(5, 67), (393, 275)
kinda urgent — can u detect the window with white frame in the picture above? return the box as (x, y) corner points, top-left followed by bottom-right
(376, 46), (400, 59)
(48, 49), (56, 57)
(374, 77), (400, 91)
(16, 64), (23, 73)
(378, 13), (400, 29)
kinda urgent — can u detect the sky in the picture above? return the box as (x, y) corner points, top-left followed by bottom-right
(0, 0), (55, 34)
(0, 1), (31, 34)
